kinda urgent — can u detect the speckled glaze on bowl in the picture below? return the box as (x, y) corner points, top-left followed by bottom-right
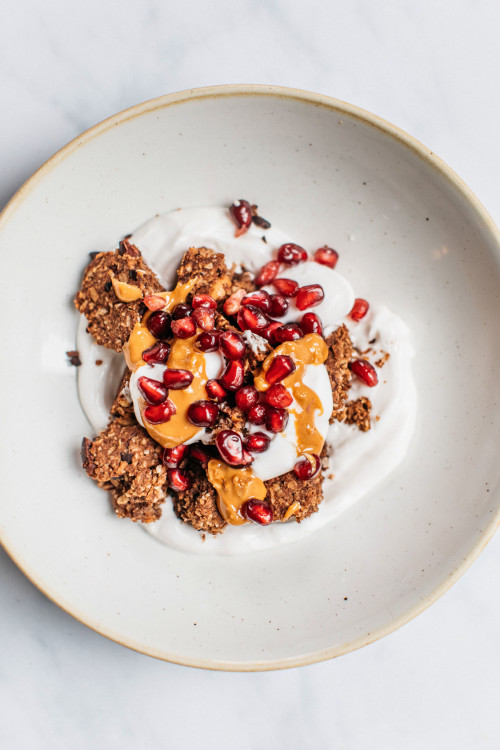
(0, 85), (499, 670)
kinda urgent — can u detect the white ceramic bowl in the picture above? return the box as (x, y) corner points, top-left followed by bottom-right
(1, 85), (499, 670)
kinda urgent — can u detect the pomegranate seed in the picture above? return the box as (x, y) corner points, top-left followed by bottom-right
(247, 403), (268, 425)
(168, 468), (191, 492)
(144, 400), (176, 424)
(245, 432), (271, 453)
(192, 294), (216, 310)
(300, 312), (323, 336)
(146, 311), (172, 339)
(265, 407), (289, 433)
(314, 245), (339, 269)
(162, 444), (188, 468)
(142, 341), (171, 365)
(261, 321), (282, 345)
(195, 331), (220, 352)
(188, 443), (211, 466)
(350, 359), (378, 387)
(241, 498), (273, 525)
(265, 355), (296, 384)
(273, 323), (303, 343)
(255, 260), (280, 287)
(220, 360), (245, 391)
(205, 379), (227, 402)
(242, 290), (271, 313)
(269, 294), (289, 317)
(215, 430), (253, 466)
(229, 199), (253, 236)
(171, 316), (196, 339)
(295, 284), (324, 311)
(219, 330), (246, 360)
(192, 307), (215, 331)
(163, 369), (194, 389)
(277, 243), (308, 265)
(143, 295), (166, 311)
(294, 454), (321, 480)
(223, 289), (246, 316)
(237, 305), (269, 332)
(264, 383), (293, 408)
(137, 376), (168, 405)
(172, 303), (192, 319)
(235, 385), (259, 411)
(187, 400), (219, 427)
(272, 278), (299, 297)
(349, 298), (370, 321)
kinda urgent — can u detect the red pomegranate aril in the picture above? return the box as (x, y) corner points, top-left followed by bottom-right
(168, 468), (191, 492)
(295, 284), (324, 311)
(137, 376), (168, 405)
(264, 383), (293, 408)
(272, 278), (299, 297)
(255, 260), (280, 287)
(240, 498), (273, 525)
(220, 360), (245, 391)
(188, 443), (211, 466)
(245, 432), (271, 453)
(143, 295), (166, 311)
(171, 316), (196, 339)
(192, 294), (216, 310)
(162, 444), (188, 468)
(269, 294), (289, 317)
(215, 430), (253, 466)
(223, 289), (246, 316)
(300, 312), (323, 336)
(350, 359), (378, 387)
(205, 379), (227, 402)
(163, 369), (194, 389)
(314, 245), (339, 269)
(219, 330), (246, 360)
(144, 400), (176, 424)
(237, 305), (269, 332)
(187, 400), (219, 427)
(142, 341), (171, 365)
(294, 453), (321, 480)
(235, 385), (259, 411)
(195, 331), (220, 352)
(261, 321), (282, 345)
(277, 243), (308, 265)
(247, 403), (268, 425)
(242, 290), (271, 313)
(192, 307), (215, 331)
(146, 311), (172, 339)
(273, 323), (303, 343)
(349, 297), (370, 321)
(265, 407), (289, 433)
(172, 303), (192, 319)
(265, 355), (296, 384)
(229, 199), (253, 236)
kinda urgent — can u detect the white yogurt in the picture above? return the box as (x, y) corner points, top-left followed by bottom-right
(77, 206), (417, 555)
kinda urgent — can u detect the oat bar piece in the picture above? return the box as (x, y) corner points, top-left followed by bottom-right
(172, 463), (227, 535)
(82, 421), (167, 523)
(75, 240), (164, 352)
(345, 396), (372, 432)
(325, 324), (353, 423)
(177, 247), (232, 301)
(264, 470), (324, 522)
(109, 369), (136, 426)
(231, 269), (257, 294)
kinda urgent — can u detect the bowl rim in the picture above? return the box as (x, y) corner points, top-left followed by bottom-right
(1, 83), (499, 671)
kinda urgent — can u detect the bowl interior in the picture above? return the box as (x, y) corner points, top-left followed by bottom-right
(1, 88), (499, 669)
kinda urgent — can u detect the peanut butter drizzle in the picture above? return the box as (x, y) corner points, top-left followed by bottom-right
(254, 333), (329, 457)
(283, 501), (301, 521)
(207, 459), (267, 525)
(111, 277), (144, 302)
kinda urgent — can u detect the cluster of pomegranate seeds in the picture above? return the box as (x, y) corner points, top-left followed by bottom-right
(269, 294), (288, 317)
(144, 400), (176, 424)
(172, 303), (192, 319)
(216, 430), (253, 466)
(162, 444), (188, 468)
(277, 243), (308, 265)
(255, 260), (280, 287)
(223, 289), (246, 315)
(142, 341), (170, 365)
(235, 385), (259, 411)
(314, 246), (339, 269)
(272, 278), (298, 297)
(143, 295), (166, 311)
(147, 311), (172, 339)
(240, 499), (273, 525)
(273, 323), (303, 343)
(264, 383), (293, 408)
(266, 407), (289, 433)
(205, 379), (227, 402)
(219, 330), (246, 360)
(163, 369), (193, 389)
(229, 199), (253, 236)
(192, 307), (215, 331)
(137, 376), (169, 405)
(192, 294), (216, 310)
(349, 297), (369, 321)
(300, 312), (323, 336)
(295, 284), (324, 311)
(196, 331), (219, 352)
(220, 360), (244, 391)
(242, 290), (271, 313)
(237, 305), (268, 332)
(350, 359), (378, 387)
(247, 403), (267, 425)
(265, 355), (296, 384)
(171, 317), (196, 339)
(187, 400), (219, 427)
(245, 432), (270, 453)
(294, 454), (321, 480)
(168, 468), (191, 492)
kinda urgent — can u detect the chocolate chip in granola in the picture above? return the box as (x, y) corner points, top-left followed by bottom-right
(104, 280), (112, 292)
(118, 239), (141, 257)
(252, 215), (271, 230)
(120, 451), (133, 464)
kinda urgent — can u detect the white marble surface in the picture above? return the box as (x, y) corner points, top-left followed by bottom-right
(1, 0), (499, 747)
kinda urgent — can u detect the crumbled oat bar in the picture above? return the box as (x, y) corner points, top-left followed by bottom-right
(345, 397), (372, 432)
(178, 247), (233, 301)
(325, 324), (352, 423)
(173, 463), (227, 535)
(264, 470), (324, 522)
(109, 369), (135, 426)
